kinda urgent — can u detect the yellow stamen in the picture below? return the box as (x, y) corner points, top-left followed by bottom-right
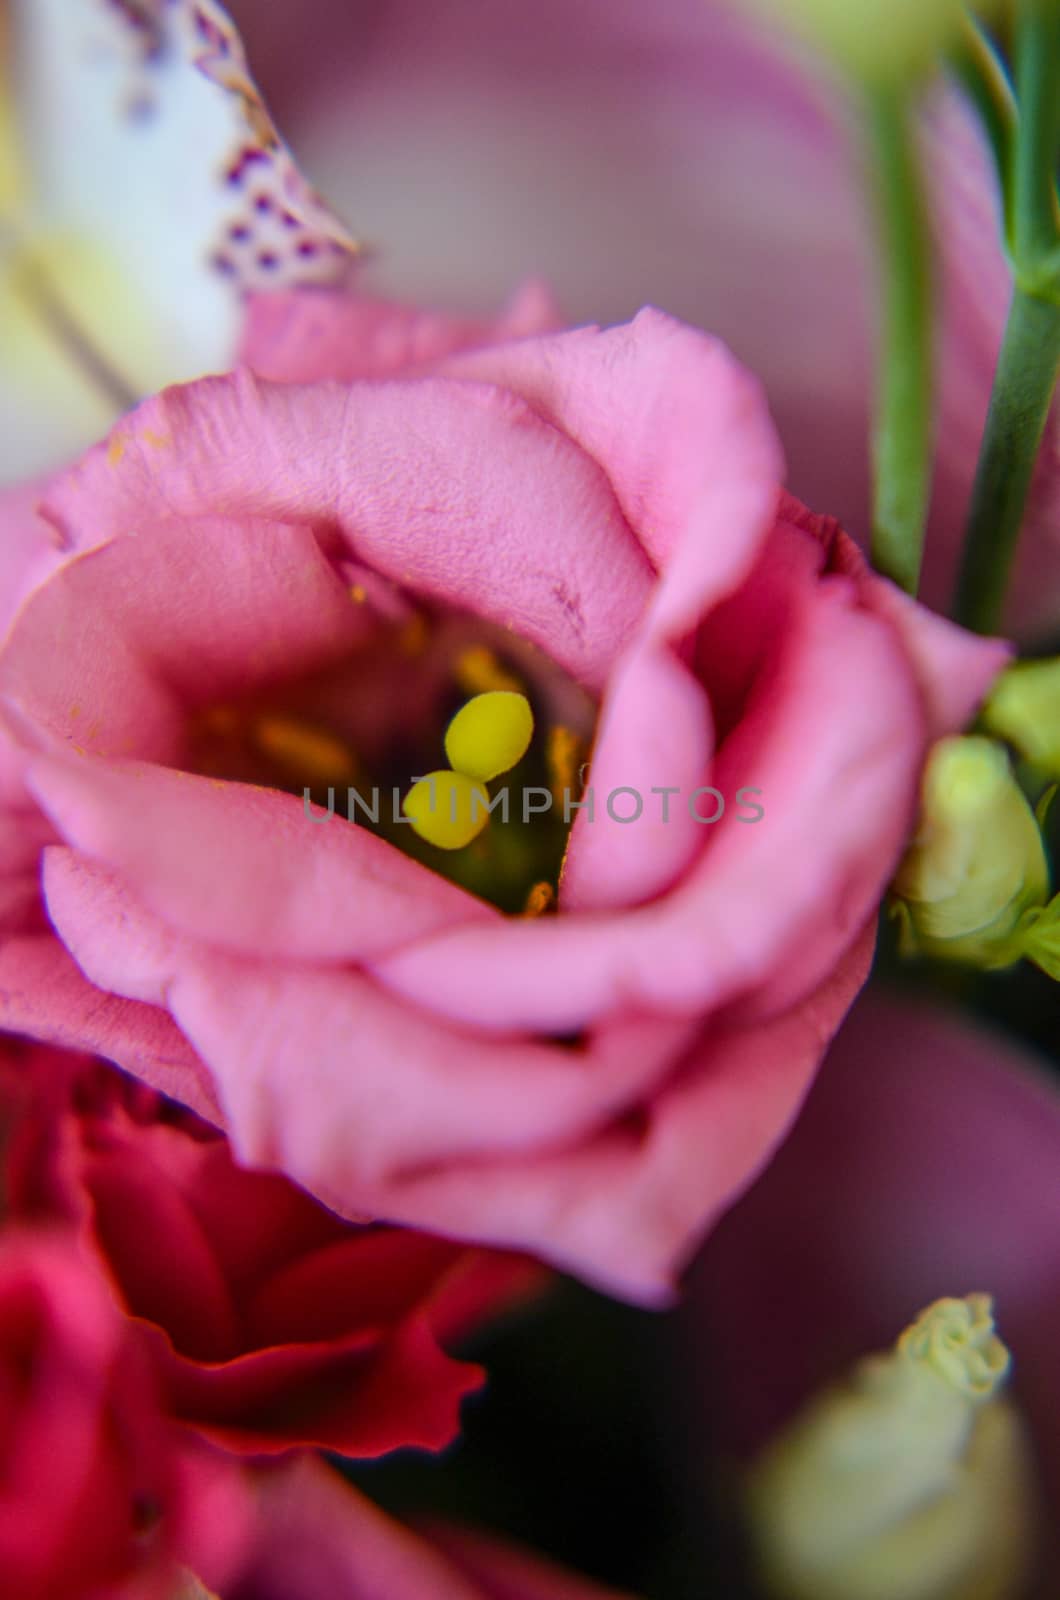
(546, 724), (583, 803)
(523, 881), (555, 916)
(444, 691), (534, 783)
(454, 645), (523, 696)
(403, 770), (490, 851)
(252, 716), (357, 785)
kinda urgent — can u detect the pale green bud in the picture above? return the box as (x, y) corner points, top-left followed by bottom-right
(740, 0), (995, 84)
(747, 1296), (1035, 1600)
(891, 737), (1049, 968)
(984, 658), (1060, 776)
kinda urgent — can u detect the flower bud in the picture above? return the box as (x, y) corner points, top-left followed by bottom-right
(984, 658), (1060, 776)
(891, 737), (1049, 968)
(742, 0), (993, 83)
(747, 1296), (1034, 1600)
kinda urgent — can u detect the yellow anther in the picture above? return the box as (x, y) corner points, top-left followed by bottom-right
(403, 770), (491, 850)
(252, 716), (357, 784)
(444, 691), (534, 783)
(455, 646), (522, 697)
(349, 584), (367, 604)
(523, 881), (555, 917)
(545, 725), (582, 803)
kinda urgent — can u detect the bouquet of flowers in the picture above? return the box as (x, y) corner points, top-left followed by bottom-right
(0, 2), (1058, 1596)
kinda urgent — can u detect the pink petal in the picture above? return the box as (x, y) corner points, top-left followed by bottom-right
(780, 495), (1012, 738)
(0, 517), (363, 764)
(0, 932), (221, 1121)
(0, 479), (71, 638)
(27, 753), (494, 963)
(560, 641), (714, 912)
(241, 281), (562, 383)
(39, 850), (696, 1188)
(439, 308), (785, 632)
(42, 370), (654, 691)
(38, 831), (867, 1302)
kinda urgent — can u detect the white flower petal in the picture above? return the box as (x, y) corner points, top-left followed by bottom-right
(1, 0), (358, 480)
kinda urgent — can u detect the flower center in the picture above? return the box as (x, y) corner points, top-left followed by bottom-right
(185, 605), (595, 915)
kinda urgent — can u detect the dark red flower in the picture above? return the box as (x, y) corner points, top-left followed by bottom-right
(8, 1051), (538, 1457)
(0, 1229), (177, 1600)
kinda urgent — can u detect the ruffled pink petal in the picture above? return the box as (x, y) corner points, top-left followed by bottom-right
(241, 281), (562, 383)
(38, 834), (866, 1301)
(42, 370), (654, 691)
(438, 309), (785, 634)
(39, 850), (697, 1187)
(342, 931), (872, 1304)
(779, 495), (1012, 737)
(0, 932), (221, 1121)
(27, 753), (494, 963)
(0, 517), (362, 763)
(0, 479), (71, 639)
(560, 641), (714, 911)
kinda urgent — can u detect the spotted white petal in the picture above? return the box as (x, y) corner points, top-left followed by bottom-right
(1, 0), (359, 480)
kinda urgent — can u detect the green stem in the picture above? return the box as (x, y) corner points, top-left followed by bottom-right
(949, 17), (1018, 243)
(953, 0), (1060, 634)
(867, 88), (934, 596)
(1011, 0), (1060, 280)
(954, 287), (1060, 633)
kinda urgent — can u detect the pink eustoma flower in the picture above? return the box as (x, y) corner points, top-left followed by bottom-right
(0, 295), (1005, 1301)
(678, 991), (1060, 1593)
(227, 0), (1060, 636)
